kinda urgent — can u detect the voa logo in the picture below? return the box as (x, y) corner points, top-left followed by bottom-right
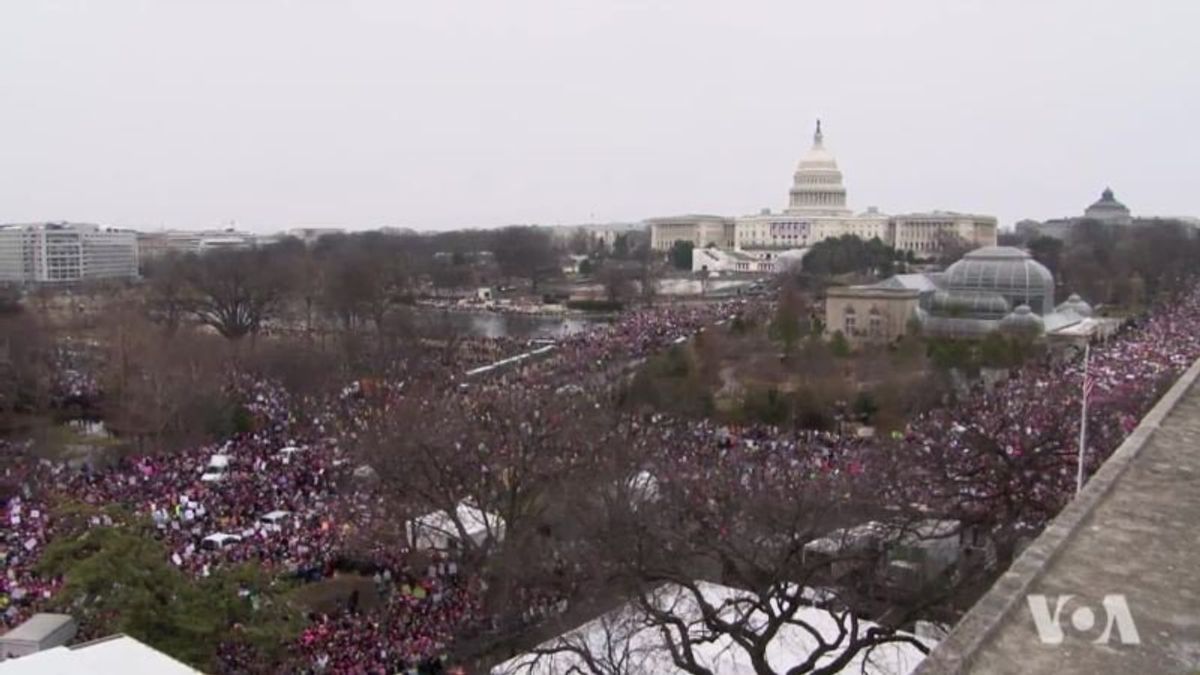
(1026, 594), (1141, 645)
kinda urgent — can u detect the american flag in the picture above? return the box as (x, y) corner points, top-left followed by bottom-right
(1083, 371), (1096, 402)
(1076, 344), (1093, 496)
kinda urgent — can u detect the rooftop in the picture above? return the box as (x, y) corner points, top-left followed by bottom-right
(0, 634), (200, 675)
(867, 274), (940, 293)
(915, 357), (1200, 674)
(0, 615), (73, 644)
(645, 214), (732, 224)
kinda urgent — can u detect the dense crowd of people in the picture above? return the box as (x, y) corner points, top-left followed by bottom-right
(1, 298), (754, 672)
(623, 286), (1200, 550)
(4, 283), (1200, 672)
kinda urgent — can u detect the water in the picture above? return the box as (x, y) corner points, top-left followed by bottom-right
(413, 309), (611, 340)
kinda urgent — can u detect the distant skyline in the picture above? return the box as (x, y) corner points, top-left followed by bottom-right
(2, 1), (1197, 233)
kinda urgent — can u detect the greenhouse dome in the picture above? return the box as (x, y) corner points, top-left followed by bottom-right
(943, 246), (1055, 315)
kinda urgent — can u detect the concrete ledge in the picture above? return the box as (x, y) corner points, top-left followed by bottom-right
(913, 356), (1200, 674)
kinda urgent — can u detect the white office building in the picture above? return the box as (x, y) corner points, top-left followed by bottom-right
(136, 229), (258, 260)
(0, 222), (138, 285)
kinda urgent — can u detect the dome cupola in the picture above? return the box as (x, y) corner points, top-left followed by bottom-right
(1000, 304), (1045, 336)
(1056, 293), (1094, 318)
(786, 120), (852, 217)
(1083, 187), (1132, 225)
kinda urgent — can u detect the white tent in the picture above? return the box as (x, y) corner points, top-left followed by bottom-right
(406, 502), (505, 551)
(0, 634), (199, 674)
(493, 581), (930, 675)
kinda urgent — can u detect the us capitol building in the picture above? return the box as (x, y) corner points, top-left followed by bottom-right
(648, 121), (997, 269)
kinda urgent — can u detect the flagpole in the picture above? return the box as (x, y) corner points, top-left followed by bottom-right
(1076, 342), (1090, 495)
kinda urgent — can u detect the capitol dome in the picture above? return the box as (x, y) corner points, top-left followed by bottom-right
(943, 246), (1055, 315)
(787, 120), (851, 217)
(796, 127), (839, 170)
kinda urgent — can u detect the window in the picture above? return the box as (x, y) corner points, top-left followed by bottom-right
(868, 308), (883, 338)
(843, 306), (857, 335)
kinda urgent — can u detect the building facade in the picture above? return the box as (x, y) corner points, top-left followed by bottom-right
(733, 122), (996, 255)
(648, 215), (735, 252)
(136, 229), (257, 261)
(825, 246), (1105, 342)
(0, 223), (138, 284)
(1083, 187), (1133, 225)
(692, 247), (776, 274)
(824, 286), (921, 343)
(889, 212), (1000, 256)
(647, 122), (998, 260)
(1018, 187), (1143, 241)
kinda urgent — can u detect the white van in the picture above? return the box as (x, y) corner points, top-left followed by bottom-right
(201, 532), (242, 551)
(259, 510), (290, 531)
(200, 454), (231, 483)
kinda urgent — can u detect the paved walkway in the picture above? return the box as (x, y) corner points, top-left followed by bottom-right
(917, 359), (1200, 674)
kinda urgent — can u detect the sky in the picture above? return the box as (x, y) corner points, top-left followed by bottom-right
(1, 0), (1197, 233)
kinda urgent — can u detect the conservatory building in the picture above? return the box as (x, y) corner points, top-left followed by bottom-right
(826, 246), (1108, 342)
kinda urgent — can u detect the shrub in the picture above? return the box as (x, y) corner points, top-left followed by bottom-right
(565, 299), (624, 312)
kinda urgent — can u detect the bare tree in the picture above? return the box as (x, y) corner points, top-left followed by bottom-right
(142, 252), (193, 334)
(363, 388), (613, 558)
(431, 260), (479, 298)
(358, 387), (626, 653)
(499, 425), (977, 675)
(599, 262), (637, 305)
(185, 248), (287, 341)
(634, 245), (660, 303)
(0, 309), (52, 425)
(931, 231), (972, 267)
(271, 237), (325, 336)
(900, 380), (1113, 566)
(90, 305), (234, 451)
(492, 226), (560, 291)
(317, 233), (414, 338)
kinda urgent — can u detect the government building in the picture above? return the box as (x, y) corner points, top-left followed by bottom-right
(1015, 187), (1199, 241)
(0, 222), (139, 285)
(649, 122), (997, 268)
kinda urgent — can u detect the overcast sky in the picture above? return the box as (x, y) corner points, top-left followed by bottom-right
(2, 0), (1197, 232)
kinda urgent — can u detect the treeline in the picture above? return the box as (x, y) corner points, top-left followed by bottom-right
(1023, 219), (1200, 308)
(0, 224), (659, 448)
(801, 235), (908, 279)
(143, 226), (568, 341)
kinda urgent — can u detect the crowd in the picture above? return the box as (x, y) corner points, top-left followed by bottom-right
(897, 288), (1200, 531)
(622, 285), (1200, 550)
(50, 341), (102, 405)
(1, 298), (758, 672)
(0, 440), (61, 632)
(4, 283), (1200, 672)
